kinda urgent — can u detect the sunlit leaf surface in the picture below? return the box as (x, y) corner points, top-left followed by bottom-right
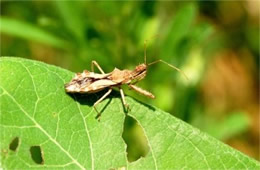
(0, 57), (259, 169)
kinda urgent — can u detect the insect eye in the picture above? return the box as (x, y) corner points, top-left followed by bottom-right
(135, 64), (146, 71)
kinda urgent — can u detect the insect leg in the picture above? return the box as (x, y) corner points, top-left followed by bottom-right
(91, 60), (105, 74)
(119, 87), (130, 111)
(94, 88), (112, 118)
(129, 84), (155, 99)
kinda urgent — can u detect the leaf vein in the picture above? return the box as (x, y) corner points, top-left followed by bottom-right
(1, 86), (85, 170)
(74, 95), (95, 170)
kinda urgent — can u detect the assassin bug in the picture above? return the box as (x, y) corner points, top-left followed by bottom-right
(65, 39), (188, 118)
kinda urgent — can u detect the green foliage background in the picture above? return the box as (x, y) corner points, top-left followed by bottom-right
(1, 0), (259, 164)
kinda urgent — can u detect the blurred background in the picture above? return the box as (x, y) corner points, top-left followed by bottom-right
(1, 1), (259, 162)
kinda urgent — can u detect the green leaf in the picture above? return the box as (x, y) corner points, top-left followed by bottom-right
(0, 17), (68, 49)
(0, 57), (259, 169)
(161, 4), (198, 61)
(202, 111), (250, 141)
(55, 1), (86, 43)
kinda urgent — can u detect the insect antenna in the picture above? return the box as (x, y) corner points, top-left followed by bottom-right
(144, 40), (147, 64)
(148, 59), (189, 80)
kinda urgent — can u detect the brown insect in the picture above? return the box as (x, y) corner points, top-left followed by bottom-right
(65, 40), (188, 118)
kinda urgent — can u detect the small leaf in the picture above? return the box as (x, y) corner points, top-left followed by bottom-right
(0, 17), (68, 49)
(162, 4), (198, 60)
(55, 1), (86, 43)
(0, 57), (259, 169)
(203, 111), (250, 140)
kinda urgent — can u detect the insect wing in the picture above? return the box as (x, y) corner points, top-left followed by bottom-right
(83, 71), (111, 79)
(65, 77), (94, 93)
(81, 79), (117, 93)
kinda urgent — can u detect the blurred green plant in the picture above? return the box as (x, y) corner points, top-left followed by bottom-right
(1, 1), (258, 161)
(0, 17), (68, 49)
(192, 111), (250, 140)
